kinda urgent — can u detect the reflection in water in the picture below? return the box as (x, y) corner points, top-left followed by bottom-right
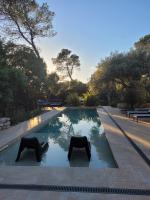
(69, 149), (90, 167)
(0, 108), (116, 168)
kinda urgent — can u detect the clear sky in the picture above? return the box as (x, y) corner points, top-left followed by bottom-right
(38, 0), (150, 82)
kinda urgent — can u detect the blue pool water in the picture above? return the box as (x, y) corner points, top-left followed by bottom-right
(0, 108), (116, 168)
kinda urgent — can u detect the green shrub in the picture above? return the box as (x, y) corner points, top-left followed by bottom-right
(117, 102), (128, 109)
(65, 93), (80, 106)
(11, 108), (42, 124)
(110, 101), (117, 107)
(83, 93), (98, 106)
(141, 103), (150, 108)
(123, 84), (146, 109)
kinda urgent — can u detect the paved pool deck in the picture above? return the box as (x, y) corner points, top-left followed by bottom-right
(0, 106), (150, 199)
(103, 106), (150, 162)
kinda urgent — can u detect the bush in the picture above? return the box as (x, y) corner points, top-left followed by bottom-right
(65, 93), (80, 106)
(110, 101), (117, 107)
(123, 84), (146, 109)
(83, 93), (98, 106)
(11, 108), (42, 124)
(117, 102), (128, 109)
(141, 103), (150, 108)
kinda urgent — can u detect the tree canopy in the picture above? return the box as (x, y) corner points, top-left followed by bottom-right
(88, 38), (150, 107)
(52, 49), (80, 81)
(134, 34), (150, 50)
(0, 0), (56, 58)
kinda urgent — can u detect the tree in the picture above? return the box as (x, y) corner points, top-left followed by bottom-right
(69, 80), (87, 96)
(93, 51), (150, 89)
(123, 81), (146, 109)
(0, 0), (56, 59)
(5, 42), (48, 109)
(5, 42), (47, 82)
(0, 40), (27, 116)
(45, 72), (60, 98)
(52, 49), (80, 81)
(88, 49), (150, 106)
(0, 39), (49, 117)
(134, 34), (150, 50)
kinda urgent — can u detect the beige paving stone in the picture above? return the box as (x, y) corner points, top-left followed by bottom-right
(0, 190), (150, 200)
(0, 190), (110, 200)
(105, 194), (150, 200)
(97, 108), (150, 172)
(103, 106), (150, 161)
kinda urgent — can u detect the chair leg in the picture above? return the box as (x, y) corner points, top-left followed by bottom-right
(68, 146), (73, 161)
(15, 143), (24, 162)
(85, 145), (91, 160)
(35, 148), (42, 162)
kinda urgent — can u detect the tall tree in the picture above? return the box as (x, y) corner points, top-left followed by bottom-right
(52, 49), (80, 81)
(0, 40), (27, 116)
(134, 34), (150, 50)
(0, 0), (56, 58)
(4, 42), (47, 109)
(45, 72), (60, 98)
(88, 50), (150, 106)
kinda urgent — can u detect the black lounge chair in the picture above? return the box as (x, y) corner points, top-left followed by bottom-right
(16, 137), (49, 162)
(127, 110), (150, 118)
(133, 114), (150, 122)
(68, 136), (91, 161)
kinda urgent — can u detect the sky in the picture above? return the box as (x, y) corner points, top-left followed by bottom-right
(37, 0), (150, 82)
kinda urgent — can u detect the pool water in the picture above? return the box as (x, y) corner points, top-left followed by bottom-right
(0, 108), (116, 168)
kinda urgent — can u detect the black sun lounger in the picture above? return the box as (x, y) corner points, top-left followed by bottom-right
(127, 110), (150, 118)
(68, 136), (91, 161)
(16, 137), (49, 162)
(133, 114), (150, 122)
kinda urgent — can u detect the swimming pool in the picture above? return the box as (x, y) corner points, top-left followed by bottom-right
(0, 108), (117, 168)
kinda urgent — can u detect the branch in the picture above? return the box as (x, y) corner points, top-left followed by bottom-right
(114, 78), (128, 88)
(66, 65), (73, 81)
(13, 18), (32, 46)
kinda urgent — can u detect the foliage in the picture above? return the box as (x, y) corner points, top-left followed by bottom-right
(65, 93), (80, 106)
(52, 49), (80, 81)
(0, 66), (27, 116)
(88, 42), (150, 107)
(69, 80), (87, 96)
(11, 108), (43, 125)
(0, 0), (56, 58)
(0, 39), (48, 120)
(122, 82), (146, 109)
(83, 93), (98, 106)
(5, 42), (47, 110)
(134, 34), (150, 50)
(44, 72), (60, 99)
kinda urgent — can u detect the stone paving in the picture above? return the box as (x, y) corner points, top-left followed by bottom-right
(0, 190), (150, 200)
(1, 189), (150, 200)
(103, 106), (150, 161)
(0, 107), (149, 199)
